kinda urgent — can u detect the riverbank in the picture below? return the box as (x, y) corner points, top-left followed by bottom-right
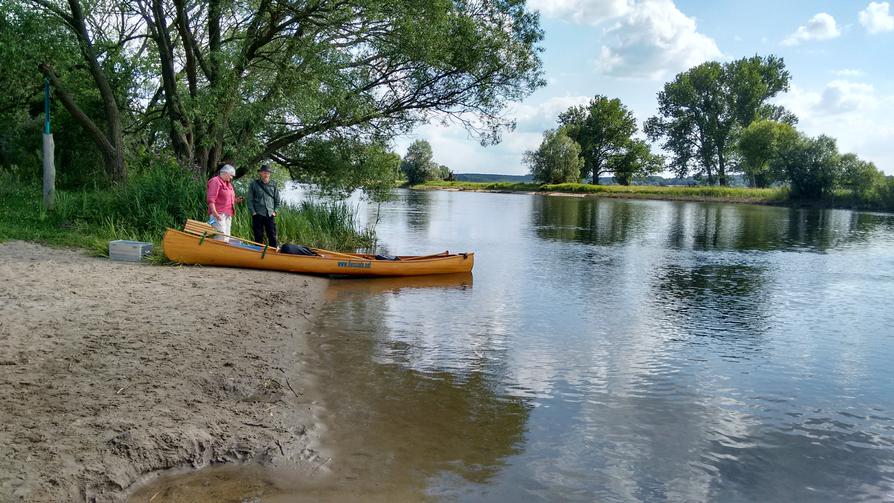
(0, 171), (374, 259)
(414, 181), (894, 211)
(0, 241), (329, 502)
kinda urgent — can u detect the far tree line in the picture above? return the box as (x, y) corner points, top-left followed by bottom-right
(525, 55), (888, 201)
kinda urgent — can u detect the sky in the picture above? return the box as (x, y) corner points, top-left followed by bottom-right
(394, 0), (894, 176)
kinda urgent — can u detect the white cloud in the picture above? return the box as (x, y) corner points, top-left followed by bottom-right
(859, 2), (894, 33)
(775, 81), (893, 173)
(509, 95), (591, 132)
(817, 81), (877, 114)
(782, 13), (841, 46)
(778, 81), (877, 117)
(595, 0), (722, 80)
(529, 0), (720, 81)
(832, 68), (865, 78)
(527, 0), (633, 26)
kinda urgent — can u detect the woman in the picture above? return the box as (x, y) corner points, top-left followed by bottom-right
(207, 164), (237, 242)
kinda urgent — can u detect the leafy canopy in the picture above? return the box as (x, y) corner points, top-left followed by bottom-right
(645, 55), (791, 185)
(524, 128), (583, 184)
(400, 140), (439, 185)
(738, 119), (799, 188)
(558, 95), (637, 184)
(7, 0), (545, 193)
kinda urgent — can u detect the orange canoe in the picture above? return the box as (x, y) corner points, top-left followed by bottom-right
(162, 221), (474, 277)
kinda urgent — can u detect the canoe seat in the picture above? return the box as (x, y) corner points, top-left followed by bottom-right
(184, 219), (218, 237)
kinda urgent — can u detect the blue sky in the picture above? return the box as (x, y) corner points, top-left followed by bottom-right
(395, 0), (894, 175)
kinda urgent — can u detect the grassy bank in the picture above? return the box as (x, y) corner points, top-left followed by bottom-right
(416, 180), (894, 211)
(418, 180), (787, 202)
(0, 167), (374, 258)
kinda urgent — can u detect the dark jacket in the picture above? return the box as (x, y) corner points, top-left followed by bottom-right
(247, 179), (279, 217)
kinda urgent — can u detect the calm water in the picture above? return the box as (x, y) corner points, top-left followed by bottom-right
(315, 190), (894, 502)
(136, 190), (894, 502)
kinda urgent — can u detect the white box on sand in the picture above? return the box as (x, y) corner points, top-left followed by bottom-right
(108, 240), (153, 262)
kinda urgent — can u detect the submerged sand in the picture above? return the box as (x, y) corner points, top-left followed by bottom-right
(0, 241), (329, 502)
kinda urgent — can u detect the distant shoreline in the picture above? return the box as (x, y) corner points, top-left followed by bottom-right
(413, 181), (889, 212)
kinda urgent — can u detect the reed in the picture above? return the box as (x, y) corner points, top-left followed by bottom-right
(0, 165), (375, 254)
(232, 200), (375, 250)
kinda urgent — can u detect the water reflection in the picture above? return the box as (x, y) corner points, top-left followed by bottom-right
(530, 195), (890, 252)
(324, 273), (473, 300)
(313, 278), (531, 497)
(532, 196), (652, 245)
(404, 189), (435, 232)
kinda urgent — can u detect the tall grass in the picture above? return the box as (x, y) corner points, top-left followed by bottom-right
(0, 163), (375, 255)
(233, 200), (375, 250)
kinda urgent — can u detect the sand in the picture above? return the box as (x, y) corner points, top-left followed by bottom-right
(0, 241), (329, 502)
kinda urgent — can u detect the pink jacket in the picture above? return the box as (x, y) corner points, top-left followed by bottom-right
(207, 176), (235, 216)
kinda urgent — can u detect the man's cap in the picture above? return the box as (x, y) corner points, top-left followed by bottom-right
(259, 164), (273, 173)
(220, 164), (236, 176)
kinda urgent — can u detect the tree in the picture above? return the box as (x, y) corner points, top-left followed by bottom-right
(524, 128), (583, 184)
(645, 55), (791, 185)
(738, 119), (798, 187)
(558, 95), (637, 184)
(840, 153), (885, 200)
(611, 139), (664, 186)
(286, 137), (399, 200)
(436, 164), (454, 181)
(400, 140), (438, 185)
(15, 0), (136, 181)
(22, 0), (545, 181)
(771, 134), (841, 199)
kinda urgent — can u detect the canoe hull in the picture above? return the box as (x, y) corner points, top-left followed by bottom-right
(162, 229), (474, 277)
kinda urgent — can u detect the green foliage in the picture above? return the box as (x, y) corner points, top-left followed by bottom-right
(233, 200), (375, 251)
(0, 161), (374, 252)
(839, 153), (885, 201)
(738, 119), (799, 187)
(558, 95), (638, 184)
(436, 164), (454, 181)
(645, 55), (791, 185)
(400, 140), (439, 185)
(419, 179), (789, 202)
(524, 128), (583, 184)
(611, 139), (664, 186)
(285, 138), (400, 202)
(0, 0), (108, 184)
(771, 134), (841, 199)
(2, 0), (545, 195)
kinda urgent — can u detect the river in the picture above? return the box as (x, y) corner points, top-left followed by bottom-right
(143, 189), (894, 502)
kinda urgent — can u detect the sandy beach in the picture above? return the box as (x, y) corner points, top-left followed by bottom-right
(0, 241), (329, 502)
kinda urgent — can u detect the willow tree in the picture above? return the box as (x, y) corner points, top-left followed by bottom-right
(524, 128), (582, 184)
(147, 0), (544, 176)
(22, 0), (544, 185)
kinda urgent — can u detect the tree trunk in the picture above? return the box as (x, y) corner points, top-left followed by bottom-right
(39, 63), (124, 181)
(718, 152), (727, 186)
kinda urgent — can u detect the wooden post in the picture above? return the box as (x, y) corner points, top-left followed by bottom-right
(42, 79), (55, 210)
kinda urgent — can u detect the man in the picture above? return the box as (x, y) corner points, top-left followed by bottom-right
(207, 164), (237, 242)
(247, 164), (280, 248)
